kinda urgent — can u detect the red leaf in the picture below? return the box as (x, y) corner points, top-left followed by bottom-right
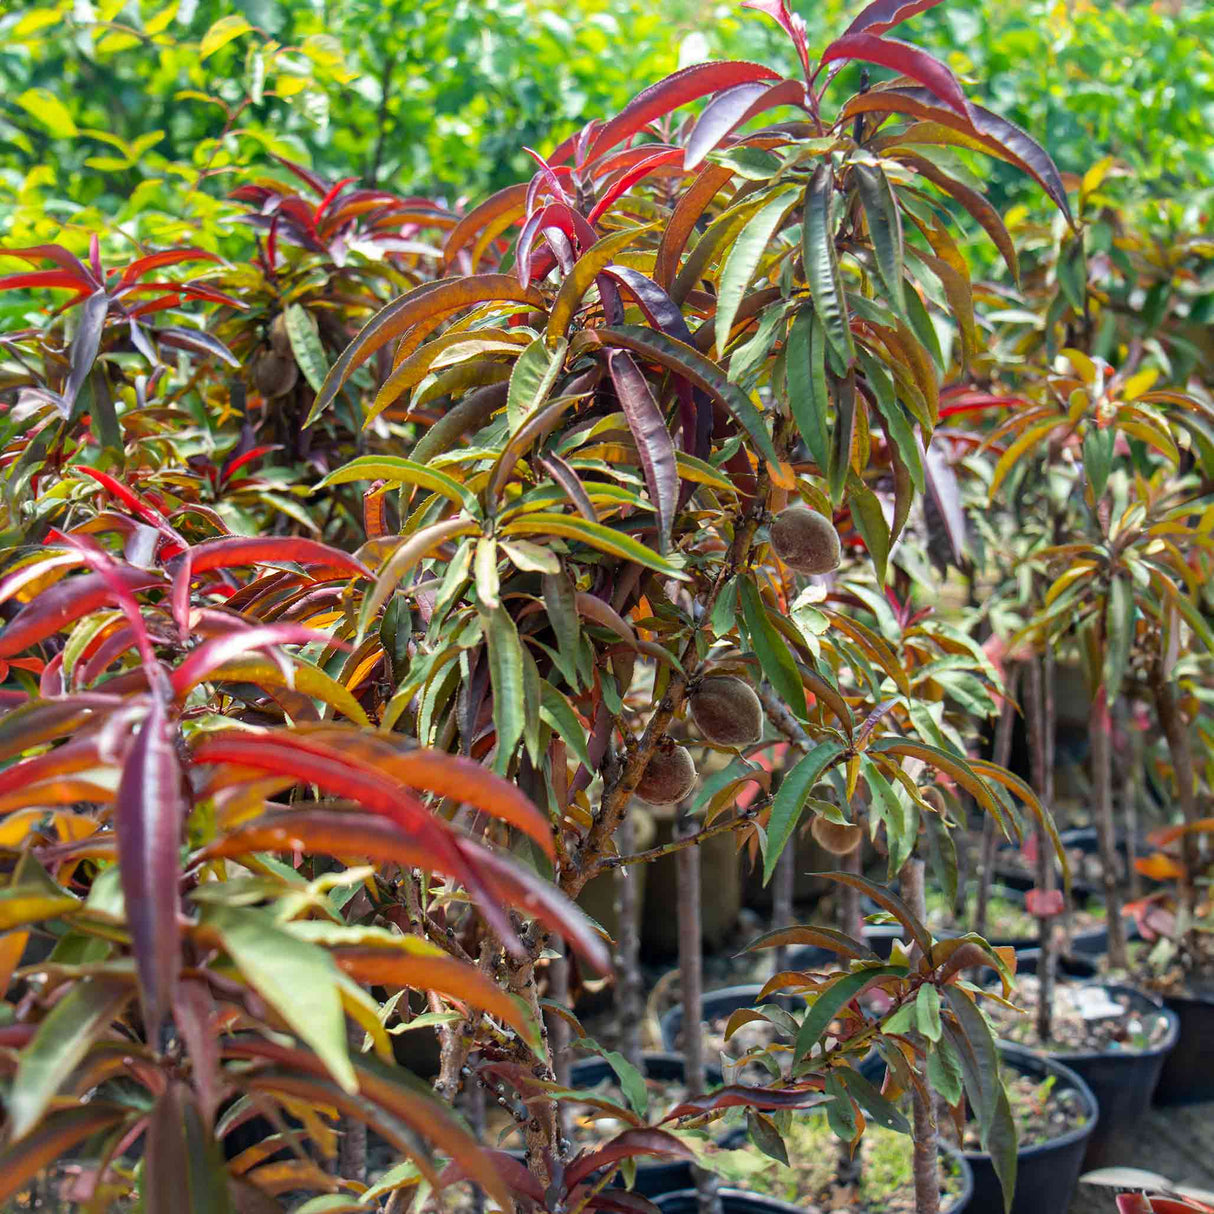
(1024, 888), (1064, 918)
(819, 34), (970, 118)
(741, 0), (810, 79)
(0, 243), (96, 283)
(0, 270), (96, 294)
(185, 536), (371, 579)
(74, 466), (180, 540)
(586, 148), (684, 225)
(0, 567), (163, 658)
(566, 1130), (695, 1187)
(843, 0), (944, 38)
(205, 809), (610, 972)
(118, 248), (222, 285)
(169, 624), (341, 698)
(442, 183), (529, 270)
(924, 440), (967, 564)
(587, 62), (782, 161)
(116, 694), (184, 1039)
(191, 733), (523, 951)
(221, 444), (280, 482)
(313, 176), (359, 224)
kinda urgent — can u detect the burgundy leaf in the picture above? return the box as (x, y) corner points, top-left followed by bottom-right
(155, 326), (240, 367)
(0, 270), (96, 294)
(684, 77), (807, 169)
(843, 0), (944, 37)
(116, 694), (184, 1040)
(566, 1130), (695, 1187)
(0, 567), (163, 659)
(270, 154), (329, 197)
(587, 62), (782, 161)
(599, 266), (693, 343)
(537, 454), (600, 525)
(924, 439), (967, 564)
(842, 86), (1072, 221)
(313, 176), (359, 223)
(607, 350), (679, 551)
(819, 34), (969, 118)
(660, 1085), (831, 1122)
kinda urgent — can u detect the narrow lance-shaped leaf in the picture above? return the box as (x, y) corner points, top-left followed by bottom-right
(803, 164), (855, 366)
(116, 694), (184, 1041)
(607, 350), (678, 553)
(763, 738), (847, 883)
(715, 185), (800, 357)
(508, 335), (568, 427)
(480, 604), (526, 774)
(819, 34), (970, 118)
(63, 289), (110, 413)
(792, 965), (903, 1066)
(739, 577), (808, 726)
(853, 163), (905, 316)
(785, 309), (831, 474)
(284, 303), (329, 393)
(7, 977), (133, 1140)
(203, 904), (357, 1093)
(0, 1105), (129, 1204)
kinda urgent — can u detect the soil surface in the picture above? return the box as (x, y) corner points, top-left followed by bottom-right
(706, 1117), (966, 1214)
(984, 975), (1172, 1053)
(957, 1071), (1088, 1151)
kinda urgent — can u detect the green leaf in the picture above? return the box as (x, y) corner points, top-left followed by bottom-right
(794, 966), (901, 1066)
(203, 905), (356, 1094)
(746, 1109), (789, 1165)
(784, 308), (831, 474)
(480, 603), (526, 773)
(763, 738), (847, 883)
(318, 456), (476, 513)
(16, 89), (78, 138)
(857, 348), (924, 491)
(541, 570), (583, 689)
(716, 185), (800, 356)
(8, 976), (132, 1140)
(927, 1037), (964, 1106)
(803, 163), (855, 366)
(988, 1082), (1020, 1214)
(853, 163), (905, 317)
(579, 1040), (649, 1118)
(198, 14), (253, 60)
(915, 983), (942, 1042)
(285, 304), (330, 394)
(504, 513), (686, 577)
(836, 1065), (911, 1134)
(846, 475), (890, 584)
(539, 682), (593, 772)
(508, 336), (567, 427)
(739, 577), (807, 729)
(828, 369), (857, 506)
(0, 851), (80, 930)
(825, 1073), (858, 1141)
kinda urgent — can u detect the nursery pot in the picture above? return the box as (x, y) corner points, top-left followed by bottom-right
(659, 982), (812, 1055)
(963, 1043), (1097, 1214)
(1152, 985), (1214, 1106)
(1009, 951), (1178, 1169)
(568, 1053), (724, 1197)
(652, 1144), (973, 1214)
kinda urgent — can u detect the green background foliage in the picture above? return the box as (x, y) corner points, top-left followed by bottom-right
(2, 0), (1211, 258)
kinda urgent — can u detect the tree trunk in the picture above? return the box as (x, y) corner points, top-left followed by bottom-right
(547, 940), (573, 1142)
(1126, 703), (1143, 902)
(1025, 655), (1057, 1043)
(1151, 664), (1200, 916)
(339, 1019), (368, 1183)
(840, 843), (864, 940)
(614, 812), (645, 1069)
(676, 805), (720, 1214)
(1091, 685), (1128, 967)
(976, 665), (1020, 939)
(901, 858), (940, 1214)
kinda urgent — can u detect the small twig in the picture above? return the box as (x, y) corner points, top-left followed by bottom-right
(600, 806), (765, 870)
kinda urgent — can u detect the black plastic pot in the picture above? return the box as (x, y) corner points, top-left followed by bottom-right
(659, 983), (809, 1054)
(1153, 987), (1214, 1106)
(568, 1053), (723, 1197)
(964, 1043), (1097, 1214)
(1004, 951), (1178, 1168)
(652, 1142), (973, 1214)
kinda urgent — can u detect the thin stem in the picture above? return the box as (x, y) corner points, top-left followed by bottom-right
(901, 858), (940, 1214)
(1091, 684), (1128, 967)
(1025, 655), (1056, 1042)
(976, 665), (1020, 939)
(1150, 664), (1199, 916)
(613, 813), (645, 1069)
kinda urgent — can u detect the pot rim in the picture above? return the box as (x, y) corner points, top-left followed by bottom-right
(961, 1041), (1099, 1162)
